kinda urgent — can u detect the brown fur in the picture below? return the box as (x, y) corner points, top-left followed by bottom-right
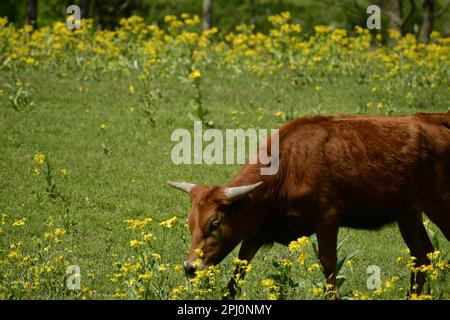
(178, 111), (450, 298)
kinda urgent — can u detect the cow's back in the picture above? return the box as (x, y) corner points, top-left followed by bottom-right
(264, 113), (450, 229)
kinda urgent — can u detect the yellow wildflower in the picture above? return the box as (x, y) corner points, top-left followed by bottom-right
(44, 232), (53, 238)
(314, 25), (332, 33)
(130, 240), (142, 249)
(143, 233), (156, 241)
(308, 263), (321, 272)
(12, 218), (26, 227)
(124, 218), (152, 230)
(189, 69), (201, 80)
(151, 252), (161, 260)
(159, 264), (169, 272)
(261, 278), (276, 288)
(195, 248), (205, 258)
(280, 258), (293, 267)
(54, 228), (66, 236)
(173, 263), (183, 272)
(426, 251), (441, 260)
(8, 251), (20, 259)
(409, 293), (432, 300)
(268, 293), (277, 300)
(33, 153), (45, 165)
(288, 236), (309, 252)
(159, 216), (177, 229)
(164, 15), (177, 23)
(312, 287), (324, 296)
(138, 272), (153, 282)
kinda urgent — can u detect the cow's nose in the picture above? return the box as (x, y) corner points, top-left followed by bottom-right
(183, 261), (196, 277)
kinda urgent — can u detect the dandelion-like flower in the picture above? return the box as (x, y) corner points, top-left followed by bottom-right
(189, 69), (201, 80)
(33, 153), (45, 165)
(130, 239), (142, 249)
(60, 168), (69, 176)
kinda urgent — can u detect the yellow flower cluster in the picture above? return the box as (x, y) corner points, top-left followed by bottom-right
(12, 218), (26, 227)
(123, 217), (153, 231)
(0, 213), (82, 299)
(288, 236), (309, 252)
(159, 216), (177, 229)
(0, 13), (446, 93)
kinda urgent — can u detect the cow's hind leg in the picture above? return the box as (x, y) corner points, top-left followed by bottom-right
(397, 211), (434, 295)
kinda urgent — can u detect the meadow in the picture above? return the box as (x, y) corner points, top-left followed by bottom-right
(0, 13), (449, 300)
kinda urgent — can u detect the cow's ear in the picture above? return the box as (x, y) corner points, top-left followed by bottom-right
(223, 182), (263, 202)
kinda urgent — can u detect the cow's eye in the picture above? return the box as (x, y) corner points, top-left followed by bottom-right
(210, 219), (220, 231)
(204, 218), (220, 236)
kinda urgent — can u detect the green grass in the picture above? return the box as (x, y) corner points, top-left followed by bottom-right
(0, 68), (449, 299)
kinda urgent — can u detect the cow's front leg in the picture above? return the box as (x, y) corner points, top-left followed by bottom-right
(224, 239), (263, 300)
(315, 212), (340, 299)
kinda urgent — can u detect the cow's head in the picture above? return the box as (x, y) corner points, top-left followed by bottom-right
(167, 180), (263, 276)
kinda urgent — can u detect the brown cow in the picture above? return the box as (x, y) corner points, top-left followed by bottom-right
(168, 111), (450, 299)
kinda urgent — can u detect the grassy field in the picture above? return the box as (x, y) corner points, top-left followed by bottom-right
(0, 14), (449, 299)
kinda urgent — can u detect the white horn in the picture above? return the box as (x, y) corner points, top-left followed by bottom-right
(167, 181), (196, 193)
(224, 182), (263, 201)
